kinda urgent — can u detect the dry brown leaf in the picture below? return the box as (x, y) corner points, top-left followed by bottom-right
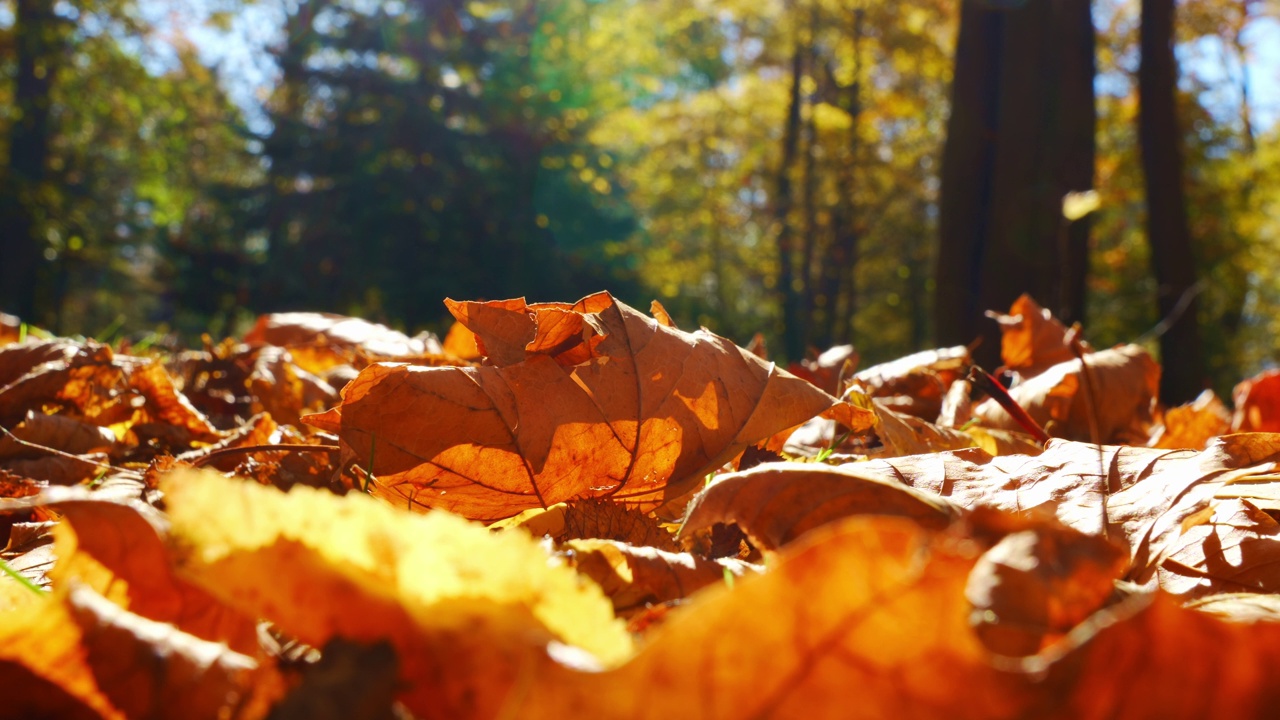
(244, 312), (437, 375)
(0, 338), (88, 389)
(561, 539), (758, 614)
(861, 435), (1280, 588)
(508, 498), (680, 551)
(851, 345), (970, 421)
(0, 410), (116, 460)
(3, 453), (109, 486)
(41, 490), (260, 654)
(247, 347), (338, 427)
(0, 341), (122, 424)
(160, 468), (632, 719)
(871, 397), (981, 455)
(305, 292), (843, 521)
(986, 294), (1087, 378)
(972, 344), (1158, 443)
(788, 344), (858, 395)
(680, 461), (961, 551)
(1233, 369), (1280, 433)
(0, 585), (268, 720)
(520, 516), (1028, 719)
(964, 510), (1128, 655)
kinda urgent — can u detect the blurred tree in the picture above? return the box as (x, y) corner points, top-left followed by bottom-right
(934, 0), (1096, 370)
(1140, 0), (1205, 404)
(254, 0), (642, 326)
(0, 0), (259, 335)
(595, 0), (955, 361)
(0, 0), (70, 321)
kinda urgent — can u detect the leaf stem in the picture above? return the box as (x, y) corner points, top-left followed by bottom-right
(0, 558), (47, 596)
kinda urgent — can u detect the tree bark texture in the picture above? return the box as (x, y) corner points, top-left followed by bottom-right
(934, 0), (1095, 369)
(1139, 0), (1206, 404)
(0, 0), (67, 321)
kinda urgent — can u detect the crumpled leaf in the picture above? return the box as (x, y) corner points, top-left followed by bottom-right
(985, 294), (1088, 378)
(306, 292), (844, 521)
(0, 585), (267, 720)
(851, 345), (970, 421)
(972, 344), (1158, 443)
(964, 510), (1128, 655)
(244, 312), (439, 375)
(1150, 389), (1231, 449)
(1022, 592), (1280, 718)
(561, 539), (759, 615)
(871, 397), (981, 455)
(860, 435), (1280, 587)
(0, 339), (88, 389)
(0, 410), (116, 460)
(680, 461), (961, 551)
(788, 344), (858, 396)
(160, 469), (633, 718)
(507, 498), (680, 551)
(1233, 369), (1280, 433)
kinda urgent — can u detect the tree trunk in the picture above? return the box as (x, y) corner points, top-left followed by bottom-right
(1139, 0), (1205, 404)
(0, 0), (66, 322)
(935, 0), (1094, 369)
(774, 28), (807, 360)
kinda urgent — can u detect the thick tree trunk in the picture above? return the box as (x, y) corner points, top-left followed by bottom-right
(774, 33), (806, 360)
(935, 0), (1095, 369)
(1139, 0), (1205, 404)
(0, 0), (65, 322)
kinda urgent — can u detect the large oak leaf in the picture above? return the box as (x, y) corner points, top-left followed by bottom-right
(306, 293), (842, 521)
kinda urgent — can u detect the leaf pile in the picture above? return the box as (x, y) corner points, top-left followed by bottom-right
(5, 292), (1280, 718)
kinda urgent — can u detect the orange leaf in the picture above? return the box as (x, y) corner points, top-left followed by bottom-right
(306, 293), (841, 521)
(972, 344), (1158, 443)
(986, 294), (1085, 378)
(680, 461), (960, 551)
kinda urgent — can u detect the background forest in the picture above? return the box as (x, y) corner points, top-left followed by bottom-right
(1, 0), (1278, 405)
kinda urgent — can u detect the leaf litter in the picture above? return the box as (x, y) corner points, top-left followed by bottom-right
(3, 294), (1280, 717)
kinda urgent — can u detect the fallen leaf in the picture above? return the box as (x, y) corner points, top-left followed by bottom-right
(1150, 389), (1231, 449)
(520, 516), (1028, 719)
(441, 321), (482, 361)
(561, 539), (758, 614)
(43, 489), (261, 654)
(0, 410), (116, 460)
(160, 468), (633, 718)
(985, 294), (1087, 379)
(0, 585), (269, 720)
(507, 498), (680, 551)
(972, 344), (1158, 443)
(788, 344), (858, 396)
(680, 461), (960, 551)
(1022, 592), (1280, 718)
(306, 293), (842, 521)
(1233, 369), (1280, 433)
(851, 345), (970, 421)
(244, 312), (440, 375)
(964, 510), (1128, 655)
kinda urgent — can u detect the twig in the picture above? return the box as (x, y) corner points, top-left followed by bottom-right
(966, 366), (1051, 446)
(0, 423), (141, 480)
(189, 443), (340, 468)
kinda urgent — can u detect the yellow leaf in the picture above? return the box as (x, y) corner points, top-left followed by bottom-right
(160, 469), (633, 718)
